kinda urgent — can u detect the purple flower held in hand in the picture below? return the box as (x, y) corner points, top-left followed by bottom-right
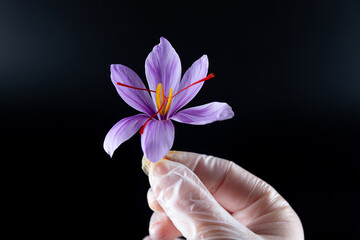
(104, 37), (234, 162)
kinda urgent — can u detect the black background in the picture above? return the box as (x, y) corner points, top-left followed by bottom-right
(1, 0), (359, 239)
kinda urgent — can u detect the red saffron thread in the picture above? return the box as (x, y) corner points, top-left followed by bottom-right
(172, 73), (215, 98)
(116, 82), (156, 93)
(139, 97), (168, 134)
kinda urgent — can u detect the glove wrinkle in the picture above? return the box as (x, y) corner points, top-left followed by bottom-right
(209, 160), (234, 195)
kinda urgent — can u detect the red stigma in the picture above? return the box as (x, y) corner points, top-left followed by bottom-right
(139, 97), (169, 134)
(116, 82), (156, 93)
(172, 73), (215, 98)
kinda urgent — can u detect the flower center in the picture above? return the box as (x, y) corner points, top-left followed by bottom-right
(116, 73), (215, 134)
(155, 83), (173, 116)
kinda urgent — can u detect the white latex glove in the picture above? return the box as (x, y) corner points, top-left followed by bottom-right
(143, 151), (304, 240)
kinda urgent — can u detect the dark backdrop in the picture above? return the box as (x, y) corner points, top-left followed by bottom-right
(1, 0), (359, 238)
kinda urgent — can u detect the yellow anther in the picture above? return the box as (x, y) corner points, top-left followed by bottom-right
(155, 83), (165, 114)
(164, 88), (173, 115)
(155, 83), (173, 116)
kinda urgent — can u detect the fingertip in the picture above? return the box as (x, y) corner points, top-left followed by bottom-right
(165, 150), (182, 158)
(150, 160), (170, 177)
(149, 212), (181, 240)
(147, 188), (164, 212)
(165, 150), (188, 161)
(149, 222), (164, 238)
(165, 151), (204, 172)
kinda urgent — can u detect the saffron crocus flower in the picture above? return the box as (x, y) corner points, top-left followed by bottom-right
(104, 37), (234, 162)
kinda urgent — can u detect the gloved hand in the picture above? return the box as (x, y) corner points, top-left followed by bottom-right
(143, 151), (304, 240)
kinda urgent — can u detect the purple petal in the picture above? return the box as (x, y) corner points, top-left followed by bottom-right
(145, 37), (181, 106)
(171, 102), (234, 125)
(104, 114), (149, 157)
(168, 55), (209, 117)
(111, 64), (156, 116)
(141, 120), (175, 163)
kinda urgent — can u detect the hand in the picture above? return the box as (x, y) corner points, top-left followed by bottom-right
(143, 151), (304, 240)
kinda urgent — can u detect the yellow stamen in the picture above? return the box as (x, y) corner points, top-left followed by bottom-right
(155, 83), (165, 114)
(164, 88), (173, 115)
(155, 83), (173, 116)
